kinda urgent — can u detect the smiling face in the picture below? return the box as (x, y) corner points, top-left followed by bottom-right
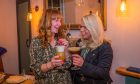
(51, 18), (61, 33)
(80, 20), (91, 40)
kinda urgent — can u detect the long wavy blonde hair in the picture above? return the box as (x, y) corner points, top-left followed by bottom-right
(81, 14), (105, 50)
(38, 9), (65, 48)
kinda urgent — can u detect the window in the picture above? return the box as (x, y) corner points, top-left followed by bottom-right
(48, 0), (64, 17)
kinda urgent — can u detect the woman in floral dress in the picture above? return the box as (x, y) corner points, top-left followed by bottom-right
(30, 9), (72, 84)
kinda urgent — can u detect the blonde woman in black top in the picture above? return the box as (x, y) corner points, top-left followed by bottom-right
(71, 14), (113, 84)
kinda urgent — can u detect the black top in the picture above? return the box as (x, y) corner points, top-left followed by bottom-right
(71, 42), (113, 84)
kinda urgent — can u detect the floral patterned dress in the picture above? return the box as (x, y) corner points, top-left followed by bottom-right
(30, 37), (72, 84)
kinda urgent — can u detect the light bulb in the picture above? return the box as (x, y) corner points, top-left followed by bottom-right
(120, 0), (127, 13)
(76, 0), (84, 7)
(27, 12), (32, 21)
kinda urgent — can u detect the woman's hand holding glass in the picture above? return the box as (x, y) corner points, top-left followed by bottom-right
(51, 38), (69, 69)
(72, 54), (84, 67)
(41, 55), (64, 72)
(68, 47), (81, 70)
(51, 55), (64, 67)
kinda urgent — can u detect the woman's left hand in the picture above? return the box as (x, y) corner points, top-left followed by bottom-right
(51, 55), (63, 67)
(72, 54), (84, 67)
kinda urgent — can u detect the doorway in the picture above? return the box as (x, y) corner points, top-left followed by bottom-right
(16, 0), (31, 74)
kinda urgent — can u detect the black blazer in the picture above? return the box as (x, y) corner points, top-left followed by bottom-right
(71, 42), (113, 84)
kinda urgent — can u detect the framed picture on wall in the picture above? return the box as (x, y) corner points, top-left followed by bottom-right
(100, 0), (107, 31)
(86, 0), (107, 31)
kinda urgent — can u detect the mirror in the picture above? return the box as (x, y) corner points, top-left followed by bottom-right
(44, 0), (106, 30)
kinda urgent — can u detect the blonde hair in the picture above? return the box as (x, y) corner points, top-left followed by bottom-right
(81, 14), (105, 50)
(38, 9), (65, 48)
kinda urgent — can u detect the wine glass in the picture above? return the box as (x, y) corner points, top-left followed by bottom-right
(68, 47), (80, 70)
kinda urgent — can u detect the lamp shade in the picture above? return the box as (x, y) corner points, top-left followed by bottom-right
(119, 0), (128, 15)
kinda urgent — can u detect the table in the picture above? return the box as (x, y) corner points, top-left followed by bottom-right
(0, 72), (34, 84)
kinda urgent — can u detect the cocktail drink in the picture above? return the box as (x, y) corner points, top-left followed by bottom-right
(68, 47), (80, 70)
(68, 47), (80, 54)
(56, 45), (65, 61)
